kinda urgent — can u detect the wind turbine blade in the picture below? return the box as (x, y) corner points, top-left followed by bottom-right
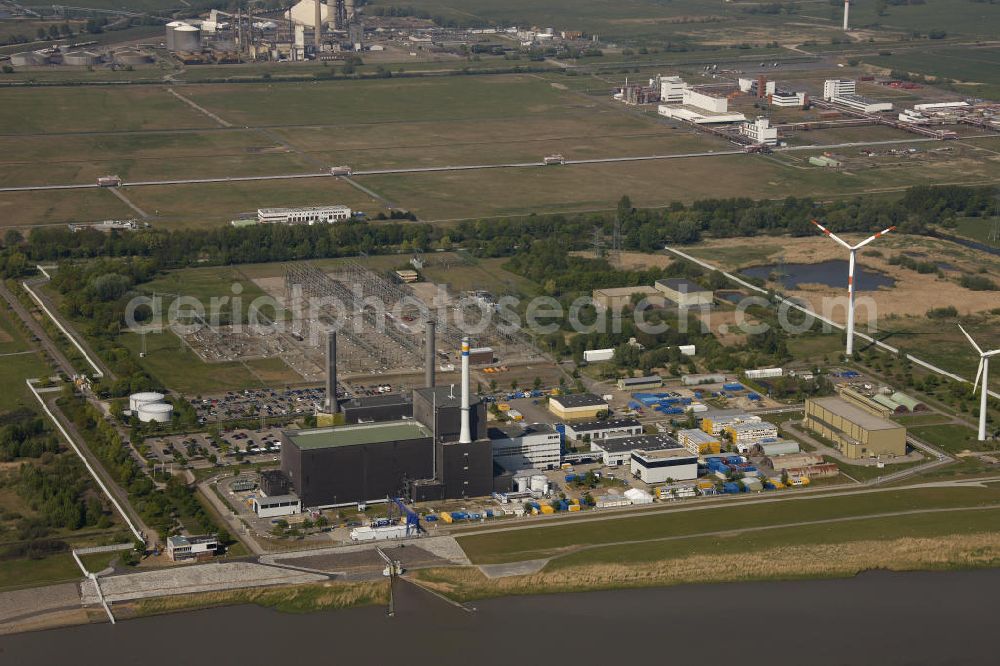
(985, 349), (1000, 358)
(973, 358), (984, 394)
(852, 226), (896, 250)
(811, 219), (851, 249)
(959, 324), (983, 355)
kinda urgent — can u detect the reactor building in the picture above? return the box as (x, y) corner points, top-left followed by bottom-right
(279, 330), (497, 508)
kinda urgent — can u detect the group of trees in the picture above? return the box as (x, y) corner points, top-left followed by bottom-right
(0, 410), (59, 462)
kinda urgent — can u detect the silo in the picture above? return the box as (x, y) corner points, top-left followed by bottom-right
(514, 476), (529, 493)
(165, 21), (185, 51)
(530, 474), (547, 492)
(172, 24), (201, 52)
(137, 402), (173, 423)
(63, 51), (100, 66)
(129, 391), (165, 412)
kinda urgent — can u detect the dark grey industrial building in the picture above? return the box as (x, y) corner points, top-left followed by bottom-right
(338, 393), (413, 424)
(413, 386), (485, 443)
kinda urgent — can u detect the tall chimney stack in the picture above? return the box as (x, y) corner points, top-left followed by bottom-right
(843, 0), (849, 31)
(459, 337), (471, 444)
(325, 330), (338, 413)
(424, 319), (436, 388)
(314, 0), (322, 49)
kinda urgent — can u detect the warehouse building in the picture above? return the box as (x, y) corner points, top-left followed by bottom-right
(654, 278), (713, 308)
(489, 423), (561, 472)
(677, 428), (722, 455)
(630, 447), (699, 484)
(257, 205), (352, 225)
(548, 393), (609, 420)
(617, 375), (663, 391)
(592, 433), (685, 467)
(591, 286), (665, 311)
(805, 396), (906, 459)
(829, 94), (893, 114)
(564, 417), (643, 442)
(583, 348), (614, 363)
(756, 440), (800, 457)
(768, 452), (824, 471)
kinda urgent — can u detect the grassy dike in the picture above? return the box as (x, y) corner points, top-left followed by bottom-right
(124, 581), (388, 619)
(413, 529), (1000, 603)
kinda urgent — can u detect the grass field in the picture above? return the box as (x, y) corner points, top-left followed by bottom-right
(910, 423), (988, 454)
(0, 553), (82, 592)
(140, 265), (273, 322)
(0, 87), (213, 135)
(950, 217), (1000, 246)
(456, 484), (1000, 564)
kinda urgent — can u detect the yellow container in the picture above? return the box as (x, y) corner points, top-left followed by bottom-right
(497, 403), (510, 411)
(697, 480), (714, 490)
(438, 512), (453, 523)
(540, 505), (555, 514)
(568, 504), (581, 512)
(570, 498), (580, 505)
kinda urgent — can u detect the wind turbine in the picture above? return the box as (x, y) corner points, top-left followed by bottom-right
(959, 324), (1000, 441)
(811, 220), (895, 357)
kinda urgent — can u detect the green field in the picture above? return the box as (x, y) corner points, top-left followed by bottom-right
(0, 553), (82, 592)
(950, 217), (1000, 246)
(456, 484), (1000, 564)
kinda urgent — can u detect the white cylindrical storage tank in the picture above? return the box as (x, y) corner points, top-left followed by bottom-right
(165, 21), (184, 50)
(129, 391), (165, 411)
(137, 402), (173, 423)
(514, 476), (529, 493)
(173, 24), (201, 52)
(530, 474), (547, 492)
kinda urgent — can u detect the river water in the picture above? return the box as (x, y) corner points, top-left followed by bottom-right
(0, 569), (995, 665)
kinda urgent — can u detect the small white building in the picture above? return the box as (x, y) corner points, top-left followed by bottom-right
(770, 91), (806, 108)
(166, 534), (218, 561)
(823, 79), (856, 101)
(745, 367), (783, 380)
(741, 117), (778, 146)
(252, 494), (302, 518)
(564, 417), (643, 442)
(489, 423), (562, 471)
(630, 448), (699, 484)
(257, 205), (352, 225)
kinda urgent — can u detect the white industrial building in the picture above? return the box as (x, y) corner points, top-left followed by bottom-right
(914, 101), (970, 112)
(701, 413), (761, 436)
(489, 423), (562, 471)
(658, 106), (746, 124)
(591, 433), (682, 467)
(583, 348), (615, 363)
(257, 205), (352, 225)
(252, 494), (302, 518)
(684, 88), (728, 113)
(770, 91), (807, 108)
(823, 79), (856, 100)
(745, 367), (783, 380)
(564, 418), (643, 442)
(830, 94), (893, 114)
(630, 447), (698, 484)
(659, 75), (688, 103)
(741, 117), (778, 146)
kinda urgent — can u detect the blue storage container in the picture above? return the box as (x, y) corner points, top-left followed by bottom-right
(693, 391), (703, 399)
(424, 514), (438, 521)
(723, 382), (744, 391)
(485, 510), (494, 518)
(565, 474), (577, 482)
(748, 392), (761, 401)
(723, 482), (740, 494)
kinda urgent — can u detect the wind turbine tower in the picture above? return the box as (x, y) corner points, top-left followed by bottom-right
(811, 220), (895, 357)
(959, 325), (999, 441)
(843, 0), (850, 30)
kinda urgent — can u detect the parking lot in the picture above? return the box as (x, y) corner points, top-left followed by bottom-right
(191, 382), (401, 424)
(144, 426), (287, 469)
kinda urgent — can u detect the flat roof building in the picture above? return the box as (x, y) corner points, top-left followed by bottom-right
(805, 396), (906, 459)
(741, 117), (778, 146)
(591, 433), (684, 467)
(617, 375), (663, 391)
(654, 278), (713, 308)
(166, 534), (218, 561)
(829, 94), (893, 114)
(257, 205), (352, 225)
(548, 393), (609, 421)
(252, 494), (302, 518)
(564, 417), (643, 442)
(677, 428), (722, 455)
(591, 286), (664, 311)
(630, 447), (699, 484)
